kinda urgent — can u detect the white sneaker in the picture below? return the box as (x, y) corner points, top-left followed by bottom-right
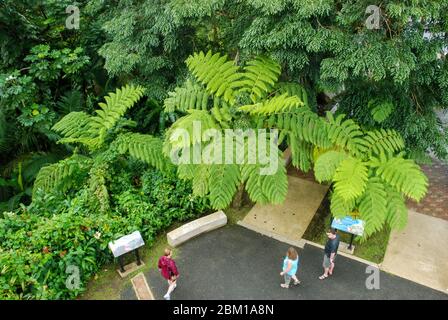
(164, 294), (170, 300)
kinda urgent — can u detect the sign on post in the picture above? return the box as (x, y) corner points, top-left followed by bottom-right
(108, 231), (145, 274)
(331, 216), (365, 236)
(108, 231), (145, 257)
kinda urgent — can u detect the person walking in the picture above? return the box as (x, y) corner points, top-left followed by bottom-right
(158, 248), (179, 300)
(280, 247), (301, 288)
(319, 228), (340, 280)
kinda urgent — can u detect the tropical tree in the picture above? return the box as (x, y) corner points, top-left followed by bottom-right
(33, 85), (170, 212)
(163, 51), (428, 236)
(98, 0), (448, 162)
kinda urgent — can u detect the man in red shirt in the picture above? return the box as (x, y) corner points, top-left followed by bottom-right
(158, 248), (179, 300)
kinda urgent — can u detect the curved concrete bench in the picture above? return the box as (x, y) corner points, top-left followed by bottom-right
(167, 211), (227, 247)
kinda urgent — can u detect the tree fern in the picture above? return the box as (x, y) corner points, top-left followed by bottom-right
(372, 154), (428, 201)
(53, 85), (145, 150)
(358, 177), (387, 236)
(191, 164), (211, 197)
(314, 150), (347, 183)
(186, 51), (243, 103)
(333, 157), (368, 201)
(236, 55), (281, 103)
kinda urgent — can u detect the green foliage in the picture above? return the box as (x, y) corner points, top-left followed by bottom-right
(115, 133), (172, 173)
(187, 51), (243, 103)
(164, 80), (210, 112)
(314, 150), (347, 183)
(333, 157), (368, 201)
(33, 155), (92, 198)
(34, 86), (171, 202)
(241, 152), (288, 205)
(361, 129), (405, 158)
(326, 112), (364, 156)
(368, 99), (395, 123)
(372, 154), (428, 202)
(237, 55), (281, 103)
(53, 85), (145, 150)
(164, 51), (429, 234)
(358, 178), (388, 237)
(208, 164), (241, 209)
(0, 167), (209, 300)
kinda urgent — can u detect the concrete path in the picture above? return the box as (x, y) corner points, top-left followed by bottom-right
(121, 225), (447, 300)
(240, 176), (328, 245)
(381, 210), (448, 294)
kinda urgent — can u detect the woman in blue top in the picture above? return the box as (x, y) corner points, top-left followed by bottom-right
(280, 247), (300, 288)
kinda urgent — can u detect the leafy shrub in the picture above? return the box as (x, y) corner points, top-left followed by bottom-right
(0, 168), (210, 300)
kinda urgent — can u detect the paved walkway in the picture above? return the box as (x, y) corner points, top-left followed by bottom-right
(240, 176), (328, 246)
(381, 210), (448, 293)
(121, 225), (447, 300)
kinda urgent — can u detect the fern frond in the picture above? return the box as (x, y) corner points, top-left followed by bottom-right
(330, 191), (356, 218)
(241, 151), (288, 205)
(288, 133), (313, 172)
(372, 155), (428, 201)
(333, 157), (368, 201)
(384, 184), (408, 230)
(358, 177), (387, 237)
(115, 133), (170, 173)
(52, 111), (94, 145)
(361, 129), (405, 158)
(164, 80), (210, 112)
(164, 109), (221, 154)
(57, 90), (83, 113)
(275, 82), (309, 107)
(368, 99), (394, 123)
(177, 163), (196, 181)
(53, 85), (145, 149)
(260, 109), (331, 148)
(326, 112), (365, 156)
(314, 150), (348, 183)
(33, 155), (91, 198)
(236, 56), (281, 103)
(89, 85), (145, 148)
(239, 93), (303, 115)
(210, 101), (233, 128)
(186, 51), (243, 103)
(208, 164), (241, 209)
(192, 164), (211, 197)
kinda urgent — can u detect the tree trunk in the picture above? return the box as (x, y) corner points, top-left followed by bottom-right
(231, 183), (245, 209)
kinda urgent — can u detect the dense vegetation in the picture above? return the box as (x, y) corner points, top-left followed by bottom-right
(0, 0), (447, 299)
